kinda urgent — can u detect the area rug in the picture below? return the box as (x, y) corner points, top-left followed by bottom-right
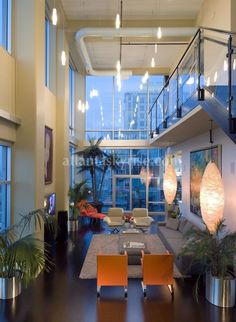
(79, 234), (183, 279)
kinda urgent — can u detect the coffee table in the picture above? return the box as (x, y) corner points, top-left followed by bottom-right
(118, 233), (150, 265)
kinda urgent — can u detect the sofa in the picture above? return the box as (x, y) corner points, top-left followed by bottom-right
(158, 216), (202, 275)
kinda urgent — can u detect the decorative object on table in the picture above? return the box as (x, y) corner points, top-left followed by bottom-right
(200, 161), (224, 234)
(122, 214), (134, 224)
(76, 137), (119, 212)
(180, 220), (236, 307)
(44, 126), (53, 184)
(190, 145), (221, 217)
(68, 181), (89, 230)
(163, 157), (177, 205)
(0, 209), (55, 299)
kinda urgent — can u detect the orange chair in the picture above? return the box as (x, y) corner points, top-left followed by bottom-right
(97, 253), (128, 298)
(141, 251), (174, 297)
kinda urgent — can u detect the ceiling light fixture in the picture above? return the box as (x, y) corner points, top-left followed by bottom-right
(52, 7), (58, 26)
(151, 57), (155, 68)
(157, 27), (162, 39)
(115, 14), (120, 29)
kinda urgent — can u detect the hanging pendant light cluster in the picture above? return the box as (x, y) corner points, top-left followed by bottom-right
(115, 0), (123, 91)
(78, 100), (89, 113)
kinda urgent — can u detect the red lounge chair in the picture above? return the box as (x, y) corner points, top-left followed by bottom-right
(78, 200), (106, 224)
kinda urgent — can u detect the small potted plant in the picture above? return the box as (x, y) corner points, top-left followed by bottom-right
(68, 180), (89, 231)
(180, 220), (236, 307)
(0, 209), (54, 299)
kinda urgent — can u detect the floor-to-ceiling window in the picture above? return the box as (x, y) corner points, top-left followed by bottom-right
(85, 75), (164, 140)
(0, 144), (11, 230)
(0, 0), (12, 53)
(84, 148), (165, 214)
(69, 144), (76, 188)
(45, 5), (56, 91)
(69, 65), (75, 136)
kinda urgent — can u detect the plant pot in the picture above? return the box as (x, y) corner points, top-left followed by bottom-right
(67, 219), (79, 232)
(0, 272), (22, 299)
(206, 272), (235, 307)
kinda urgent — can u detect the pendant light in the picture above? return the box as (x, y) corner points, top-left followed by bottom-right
(200, 122), (224, 233)
(163, 157), (177, 205)
(157, 27), (162, 39)
(52, 1), (58, 25)
(115, 14), (120, 29)
(61, 18), (66, 66)
(151, 57), (155, 68)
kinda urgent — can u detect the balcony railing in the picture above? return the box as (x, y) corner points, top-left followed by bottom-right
(149, 27), (236, 139)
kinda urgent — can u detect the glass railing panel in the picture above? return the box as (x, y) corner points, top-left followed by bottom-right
(163, 85), (169, 120)
(151, 102), (156, 134)
(168, 71), (178, 116)
(203, 34), (228, 107)
(178, 40), (198, 107)
(157, 91), (164, 129)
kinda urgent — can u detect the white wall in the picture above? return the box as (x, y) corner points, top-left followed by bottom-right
(170, 128), (236, 231)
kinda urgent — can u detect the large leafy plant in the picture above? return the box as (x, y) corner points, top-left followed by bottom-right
(0, 209), (55, 284)
(180, 220), (236, 278)
(76, 137), (119, 203)
(68, 180), (89, 219)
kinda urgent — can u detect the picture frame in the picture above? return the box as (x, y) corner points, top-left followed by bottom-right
(44, 126), (53, 184)
(190, 145), (221, 217)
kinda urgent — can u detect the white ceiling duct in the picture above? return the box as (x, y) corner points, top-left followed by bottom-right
(75, 27), (197, 76)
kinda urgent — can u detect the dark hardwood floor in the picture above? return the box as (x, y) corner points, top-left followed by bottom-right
(1, 219), (236, 322)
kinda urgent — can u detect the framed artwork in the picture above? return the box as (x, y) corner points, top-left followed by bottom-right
(190, 145), (221, 217)
(44, 126), (53, 184)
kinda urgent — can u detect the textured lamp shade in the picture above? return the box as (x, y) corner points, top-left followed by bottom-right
(163, 164), (177, 204)
(200, 161), (224, 233)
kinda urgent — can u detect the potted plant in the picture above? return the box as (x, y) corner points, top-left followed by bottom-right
(180, 220), (236, 307)
(76, 137), (119, 212)
(0, 209), (54, 299)
(68, 180), (89, 231)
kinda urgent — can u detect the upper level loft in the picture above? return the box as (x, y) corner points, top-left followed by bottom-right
(148, 27), (236, 147)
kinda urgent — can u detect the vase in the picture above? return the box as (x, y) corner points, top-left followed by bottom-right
(205, 272), (235, 307)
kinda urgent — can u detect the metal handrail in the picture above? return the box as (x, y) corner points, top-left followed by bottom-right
(149, 25), (236, 136)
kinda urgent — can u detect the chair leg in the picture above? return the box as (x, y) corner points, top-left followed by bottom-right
(141, 281), (147, 298)
(124, 286), (128, 298)
(168, 284), (174, 297)
(97, 286), (101, 298)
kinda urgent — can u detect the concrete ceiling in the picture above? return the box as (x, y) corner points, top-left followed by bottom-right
(61, 0), (203, 21)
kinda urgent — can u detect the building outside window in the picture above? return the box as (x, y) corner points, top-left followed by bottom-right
(0, 0), (12, 53)
(0, 144), (11, 230)
(69, 66), (75, 136)
(85, 75), (164, 140)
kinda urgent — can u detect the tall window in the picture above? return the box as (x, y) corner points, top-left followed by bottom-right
(0, 145), (11, 230)
(85, 148), (165, 214)
(85, 75), (164, 140)
(69, 144), (76, 188)
(69, 66), (75, 136)
(45, 17), (50, 87)
(0, 0), (12, 53)
(45, 11), (56, 91)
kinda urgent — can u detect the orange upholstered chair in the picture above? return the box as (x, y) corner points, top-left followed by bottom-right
(97, 253), (128, 298)
(141, 251), (174, 297)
